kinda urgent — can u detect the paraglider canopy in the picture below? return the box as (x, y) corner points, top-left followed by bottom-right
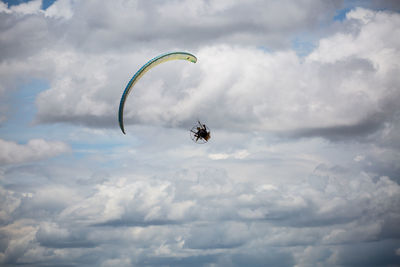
(118, 52), (197, 134)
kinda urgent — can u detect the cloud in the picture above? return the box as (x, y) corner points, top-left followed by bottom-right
(0, 13), (50, 62)
(1, 158), (399, 266)
(0, 0), (340, 59)
(44, 0), (340, 51)
(0, 0), (338, 131)
(44, 0), (74, 19)
(1, 2), (398, 144)
(1, 1), (400, 266)
(0, 0), (42, 15)
(0, 221), (38, 265)
(0, 1), (400, 144)
(0, 1), (10, 13)
(36, 221), (96, 248)
(26, 7), (399, 144)
(0, 123), (399, 266)
(209, 149), (250, 160)
(0, 138), (70, 165)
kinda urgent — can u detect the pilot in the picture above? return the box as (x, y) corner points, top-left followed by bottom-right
(196, 125), (210, 141)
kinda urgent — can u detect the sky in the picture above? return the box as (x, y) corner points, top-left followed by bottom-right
(0, 0), (400, 266)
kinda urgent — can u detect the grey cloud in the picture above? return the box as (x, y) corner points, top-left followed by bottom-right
(12, 187), (78, 220)
(36, 223), (96, 248)
(93, 219), (178, 228)
(0, 138), (70, 165)
(139, 249), (294, 267)
(225, 250), (295, 267)
(184, 222), (248, 249)
(140, 254), (220, 267)
(32, 9), (399, 147)
(332, 239), (400, 267)
(350, 0), (400, 11)
(0, 0), (342, 126)
(59, 0), (341, 52)
(0, 8), (65, 62)
(1, 157), (400, 266)
(1, 1), (398, 146)
(288, 112), (384, 141)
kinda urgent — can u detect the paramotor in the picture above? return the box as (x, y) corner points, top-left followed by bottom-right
(190, 121), (211, 144)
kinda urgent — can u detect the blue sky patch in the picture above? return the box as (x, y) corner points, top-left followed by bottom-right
(0, 79), (49, 141)
(334, 7), (352, 21)
(2, 0), (56, 9)
(291, 37), (316, 57)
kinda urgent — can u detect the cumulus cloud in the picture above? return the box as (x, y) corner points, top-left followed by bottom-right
(43, 0), (340, 51)
(209, 149), (250, 160)
(0, 0), (338, 129)
(1, 159), (399, 266)
(0, 0), (42, 15)
(0, 133), (399, 266)
(0, 0), (340, 60)
(0, 1), (400, 144)
(27, 7), (399, 144)
(44, 0), (74, 19)
(0, 138), (70, 165)
(1, 2), (398, 143)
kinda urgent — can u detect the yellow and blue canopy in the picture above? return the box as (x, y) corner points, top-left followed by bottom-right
(118, 52), (197, 134)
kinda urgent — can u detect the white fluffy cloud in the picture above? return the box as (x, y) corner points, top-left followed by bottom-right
(1, 0), (41, 15)
(44, 0), (74, 19)
(0, 0), (339, 127)
(1, 2), (397, 143)
(1, 159), (399, 266)
(0, 138), (70, 165)
(28, 7), (399, 143)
